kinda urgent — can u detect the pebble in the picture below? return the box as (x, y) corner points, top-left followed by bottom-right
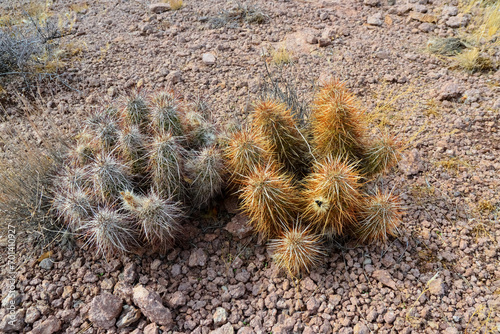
(213, 307), (228, 326)
(367, 13), (384, 26)
(372, 270), (398, 290)
(39, 258), (54, 270)
(149, 3), (170, 14)
(88, 293), (123, 329)
(428, 277), (446, 296)
(224, 214), (253, 239)
(446, 15), (469, 28)
(210, 323), (234, 334)
(133, 285), (173, 326)
(442, 5), (458, 16)
(29, 315), (61, 334)
(188, 248), (207, 267)
(202, 53), (216, 65)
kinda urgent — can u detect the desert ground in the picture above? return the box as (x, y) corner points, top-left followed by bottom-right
(0, 0), (499, 333)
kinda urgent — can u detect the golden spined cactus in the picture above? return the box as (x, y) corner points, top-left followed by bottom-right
(117, 125), (147, 174)
(121, 190), (183, 247)
(148, 133), (184, 199)
(239, 163), (301, 239)
(80, 206), (137, 258)
(251, 99), (309, 175)
(356, 189), (401, 244)
(302, 155), (363, 237)
(89, 153), (132, 202)
(122, 93), (151, 128)
(268, 219), (325, 277)
(224, 128), (272, 185)
(185, 145), (225, 209)
(310, 80), (366, 162)
(361, 132), (401, 178)
(150, 91), (184, 136)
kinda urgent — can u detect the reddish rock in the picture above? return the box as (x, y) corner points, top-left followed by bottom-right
(88, 293), (123, 329)
(133, 285), (172, 326)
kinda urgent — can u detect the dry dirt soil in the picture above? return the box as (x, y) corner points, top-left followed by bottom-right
(0, 0), (499, 333)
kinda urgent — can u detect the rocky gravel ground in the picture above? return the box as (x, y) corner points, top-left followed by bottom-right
(0, 0), (499, 333)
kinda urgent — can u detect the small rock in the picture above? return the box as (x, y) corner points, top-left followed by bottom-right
(149, 3), (170, 14)
(442, 5), (458, 16)
(443, 327), (459, 334)
(418, 22), (435, 32)
(0, 308), (25, 331)
(400, 149), (424, 176)
(372, 270), (398, 290)
(39, 258), (54, 270)
(439, 82), (462, 101)
(168, 291), (186, 308)
(166, 71), (182, 85)
(363, 0), (380, 6)
(188, 248), (207, 267)
(29, 315), (61, 334)
(133, 285), (172, 326)
(116, 306), (141, 328)
(88, 293), (123, 329)
(122, 263), (138, 284)
(413, 4), (427, 13)
(305, 34), (318, 45)
(318, 38), (330, 47)
(353, 323), (369, 334)
(151, 259), (162, 271)
(25, 306), (41, 324)
(367, 13), (384, 26)
(213, 307), (228, 327)
(144, 323), (158, 334)
(202, 53), (216, 65)
(225, 214), (253, 239)
(428, 277), (445, 295)
(210, 323), (234, 334)
(384, 311), (396, 324)
(446, 15), (469, 28)
(301, 277), (317, 291)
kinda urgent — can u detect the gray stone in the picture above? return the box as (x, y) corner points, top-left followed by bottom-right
(446, 15), (469, 28)
(442, 5), (458, 16)
(443, 327), (459, 334)
(88, 293), (123, 329)
(122, 263), (138, 284)
(202, 53), (216, 65)
(24, 306), (41, 324)
(213, 307), (228, 326)
(367, 13), (383, 26)
(28, 315), (61, 334)
(166, 71), (182, 85)
(0, 308), (25, 332)
(39, 258), (54, 270)
(149, 3), (170, 14)
(133, 285), (172, 326)
(188, 248), (207, 267)
(384, 311), (396, 324)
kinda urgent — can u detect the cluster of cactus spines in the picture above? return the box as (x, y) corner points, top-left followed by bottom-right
(302, 155), (363, 237)
(251, 100), (309, 175)
(239, 163), (301, 239)
(310, 80), (366, 162)
(148, 133), (185, 199)
(224, 129), (272, 185)
(54, 91), (226, 256)
(268, 220), (325, 277)
(185, 145), (225, 209)
(224, 79), (403, 276)
(90, 153), (132, 202)
(80, 206), (137, 258)
(356, 189), (401, 244)
(361, 132), (401, 177)
(121, 190), (183, 244)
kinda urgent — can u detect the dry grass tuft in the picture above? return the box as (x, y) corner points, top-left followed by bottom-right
(169, 0), (183, 10)
(271, 45), (293, 66)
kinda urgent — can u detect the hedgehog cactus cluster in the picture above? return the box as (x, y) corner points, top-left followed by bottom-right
(225, 80), (403, 276)
(53, 91), (225, 257)
(54, 81), (403, 277)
